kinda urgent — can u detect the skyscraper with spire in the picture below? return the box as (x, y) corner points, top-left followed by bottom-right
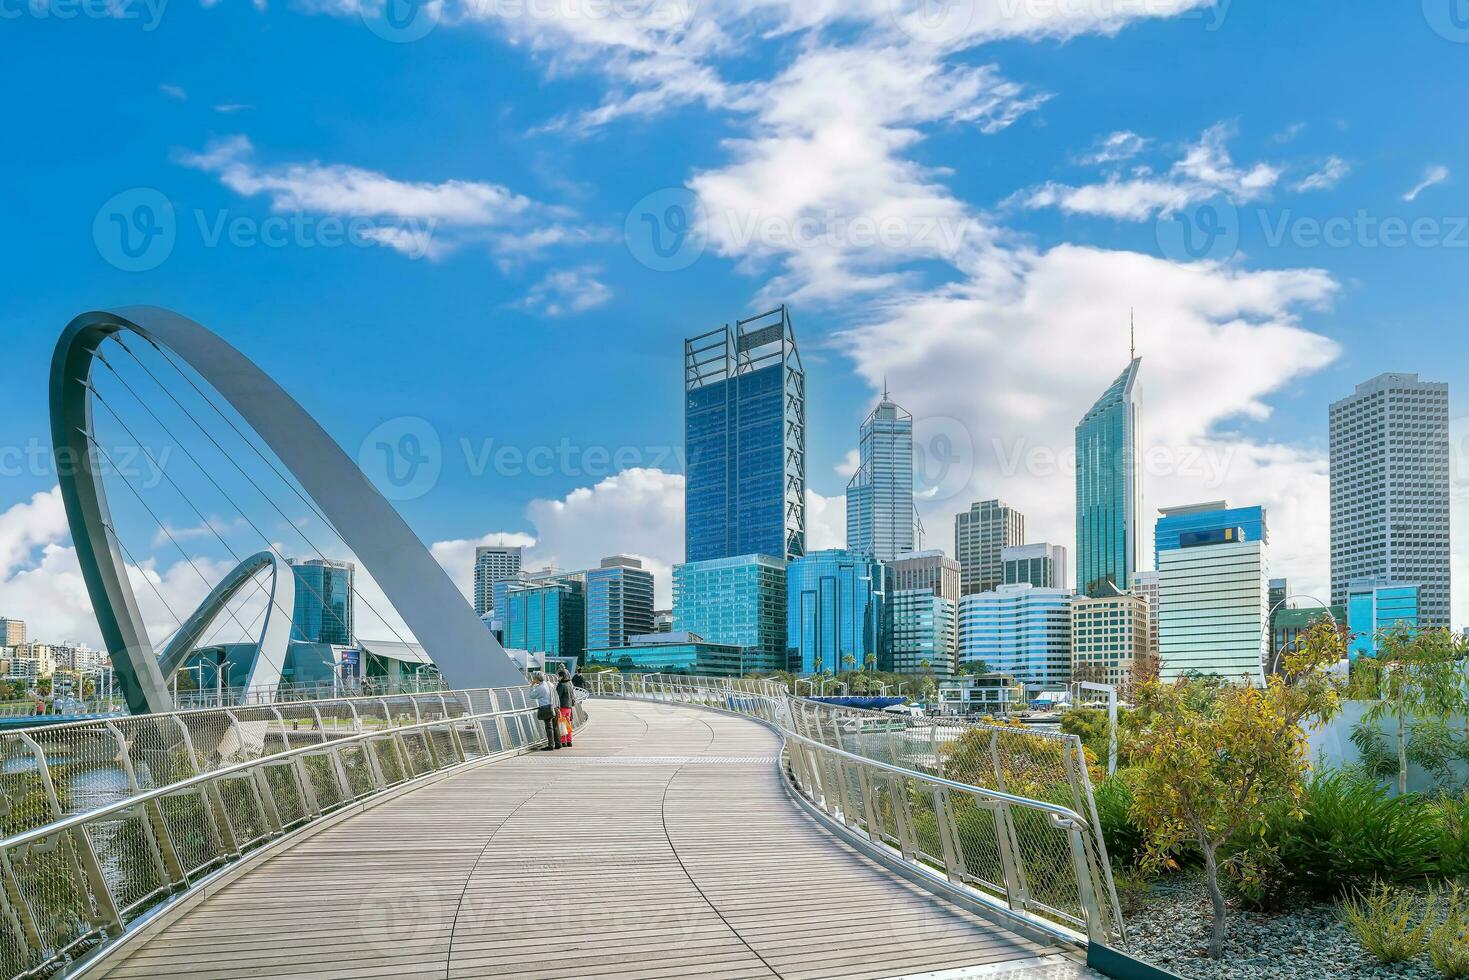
(847, 385), (921, 562)
(1075, 327), (1143, 598)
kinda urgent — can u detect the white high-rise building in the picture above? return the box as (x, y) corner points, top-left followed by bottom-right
(1002, 543), (1069, 592)
(1329, 373), (1450, 627)
(847, 390), (920, 562)
(1157, 539), (1268, 684)
(473, 546), (524, 619)
(957, 583), (1071, 691)
(956, 500), (1025, 596)
(1131, 570), (1160, 659)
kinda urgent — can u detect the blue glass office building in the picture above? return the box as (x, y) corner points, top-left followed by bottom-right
(504, 580), (586, 663)
(1076, 358), (1142, 598)
(290, 559), (354, 646)
(1347, 580), (1420, 660)
(673, 555), (787, 673)
(1155, 502), (1268, 559)
(785, 549), (884, 675)
(585, 557), (655, 651)
(685, 306), (806, 564)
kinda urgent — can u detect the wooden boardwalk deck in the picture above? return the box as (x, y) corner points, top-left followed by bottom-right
(96, 699), (1096, 980)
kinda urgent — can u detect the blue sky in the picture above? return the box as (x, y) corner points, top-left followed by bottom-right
(2, 0), (1467, 643)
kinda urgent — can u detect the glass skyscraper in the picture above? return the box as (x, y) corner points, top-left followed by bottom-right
(1076, 357), (1142, 598)
(847, 390), (919, 562)
(585, 556), (655, 651)
(672, 554), (787, 674)
(504, 579), (586, 663)
(886, 589), (955, 677)
(785, 549), (884, 675)
(1330, 373), (1450, 627)
(472, 545), (523, 618)
(685, 306), (806, 564)
(290, 558), (354, 646)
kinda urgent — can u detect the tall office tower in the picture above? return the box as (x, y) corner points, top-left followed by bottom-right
(885, 551), (961, 605)
(1154, 501), (1268, 560)
(504, 579), (586, 663)
(957, 583), (1072, 691)
(1330, 373), (1451, 627)
(847, 388), (920, 561)
(1070, 591), (1148, 690)
(673, 555), (788, 674)
(685, 306), (807, 563)
(1157, 537), (1268, 684)
(586, 556), (655, 651)
(1076, 357), (1142, 598)
(1130, 570), (1160, 659)
(886, 590), (956, 678)
(785, 549), (884, 675)
(290, 559), (355, 646)
(955, 500), (1025, 595)
(1001, 543), (1069, 591)
(472, 545), (523, 618)
(0, 618), (25, 648)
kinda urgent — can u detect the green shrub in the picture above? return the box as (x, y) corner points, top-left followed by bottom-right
(1430, 886), (1469, 978)
(1339, 883), (1434, 964)
(1435, 793), (1469, 878)
(1271, 771), (1440, 898)
(1093, 776), (1148, 871)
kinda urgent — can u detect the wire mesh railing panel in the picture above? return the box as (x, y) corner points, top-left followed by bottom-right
(157, 791), (222, 875)
(300, 755), (343, 811)
(84, 813), (168, 917)
(9, 831), (100, 964)
(260, 764), (306, 829)
(590, 672), (1121, 946)
(368, 739), (405, 788)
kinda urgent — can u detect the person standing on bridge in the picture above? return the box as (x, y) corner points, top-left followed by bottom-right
(531, 672), (560, 751)
(555, 668), (576, 747)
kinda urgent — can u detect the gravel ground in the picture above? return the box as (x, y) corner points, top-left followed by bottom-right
(1124, 873), (1441, 980)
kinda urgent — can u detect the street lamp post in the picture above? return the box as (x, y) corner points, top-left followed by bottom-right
(1263, 594), (1338, 677)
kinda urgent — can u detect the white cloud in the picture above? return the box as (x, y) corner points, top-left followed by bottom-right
(835, 448), (860, 479)
(805, 489), (847, 552)
(0, 488), (69, 580)
(1404, 164), (1450, 202)
(177, 135), (587, 263)
(158, 83), (187, 101)
(1293, 156), (1349, 193)
(517, 266), (613, 316)
(1079, 130), (1149, 165)
(1021, 122), (1280, 221)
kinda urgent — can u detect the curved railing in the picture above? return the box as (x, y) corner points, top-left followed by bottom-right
(587, 672), (1123, 947)
(0, 686), (579, 979)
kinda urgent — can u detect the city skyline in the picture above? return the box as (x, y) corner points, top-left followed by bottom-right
(3, 5), (1468, 648)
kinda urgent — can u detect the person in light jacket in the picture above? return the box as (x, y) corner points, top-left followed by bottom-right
(530, 672), (560, 751)
(555, 668), (576, 747)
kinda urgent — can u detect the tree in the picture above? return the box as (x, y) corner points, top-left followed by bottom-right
(1354, 625), (1466, 794)
(1125, 619), (1344, 958)
(841, 654), (856, 675)
(864, 653), (877, 673)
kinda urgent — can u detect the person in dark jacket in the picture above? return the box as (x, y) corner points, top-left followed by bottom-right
(555, 668), (576, 747)
(571, 669), (588, 691)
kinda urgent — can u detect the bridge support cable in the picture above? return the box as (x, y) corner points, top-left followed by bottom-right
(105, 334), (414, 652)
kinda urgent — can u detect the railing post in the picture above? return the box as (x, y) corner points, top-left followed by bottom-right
(103, 721), (185, 889)
(17, 732), (124, 938)
(173, 719), (242, 858)
(226, 710), (278, 839)
(1065, 819), (1107, 942)
(855, 765), (882, 844)
(932, 787), (967, 886)
(989, 800), (1031, 913)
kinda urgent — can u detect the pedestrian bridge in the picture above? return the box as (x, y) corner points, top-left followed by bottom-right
(0, 678), (1121, 980)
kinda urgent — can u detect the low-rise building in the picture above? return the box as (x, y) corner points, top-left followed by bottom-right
(937, 674), (1022, 717)
(586, 632), (744, 677)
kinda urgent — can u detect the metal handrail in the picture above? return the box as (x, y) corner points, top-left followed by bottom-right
(588, 671), (1124, 947)
(0, 685), (577, 979)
